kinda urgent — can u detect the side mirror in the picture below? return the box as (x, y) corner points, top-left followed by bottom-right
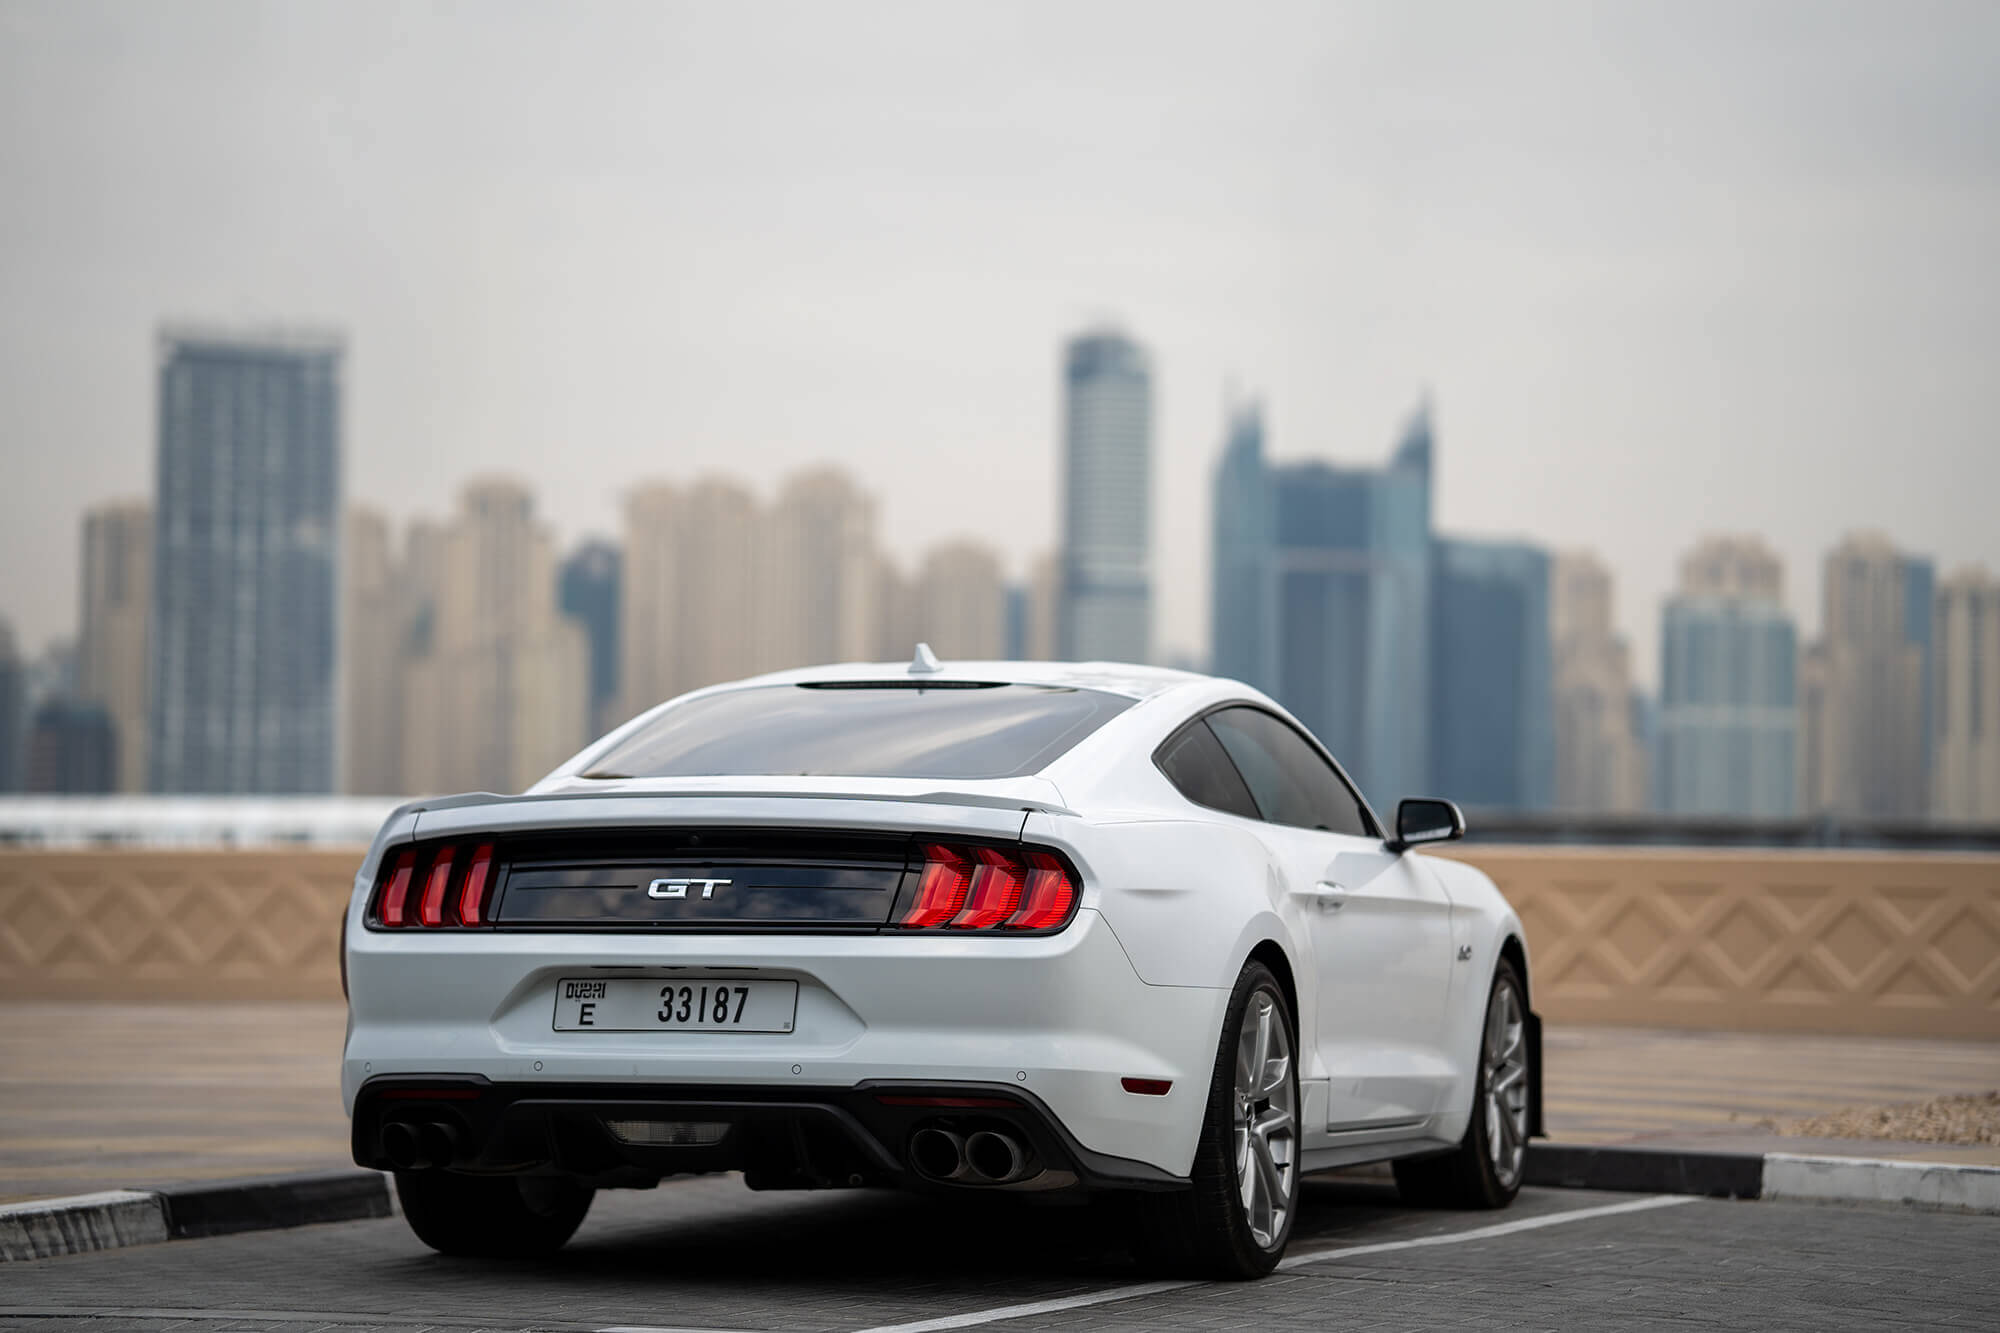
(1389, 797), (1465, 853)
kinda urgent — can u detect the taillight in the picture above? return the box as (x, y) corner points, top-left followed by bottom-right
(370, 842), (498, 929)
(458, 843), (495, 926)
(417, 844), (458, 927)
(377, 850), (417, 927)
(897, 843), (1079, 933)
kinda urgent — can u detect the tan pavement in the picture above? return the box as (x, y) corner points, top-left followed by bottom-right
(2, 1003), (1996, 1202)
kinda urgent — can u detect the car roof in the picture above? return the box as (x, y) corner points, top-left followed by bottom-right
(722, 657), (1215, 703)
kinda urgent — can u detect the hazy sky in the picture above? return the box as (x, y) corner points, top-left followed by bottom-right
(3, 0), (1996, 684)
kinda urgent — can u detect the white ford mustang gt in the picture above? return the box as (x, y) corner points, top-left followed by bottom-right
(342, 654), (1542, 1277)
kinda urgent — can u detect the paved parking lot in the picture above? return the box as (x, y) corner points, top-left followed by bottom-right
(7, 1005), (1997, 1201)
(5, 1173), (1997, 1331)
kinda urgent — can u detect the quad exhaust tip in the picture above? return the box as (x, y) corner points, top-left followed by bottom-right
(909, 1125), (1032, 1185)
(380, 1120), (460, 1171)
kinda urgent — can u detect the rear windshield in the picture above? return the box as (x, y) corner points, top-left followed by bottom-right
(582, 683), (1135, 781)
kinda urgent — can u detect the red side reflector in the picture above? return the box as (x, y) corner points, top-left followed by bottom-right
(1006, 851), (1077, 930)
(457, 843), (494, 926)
(951, 846), (1026, 929)
(378, 850), (417, 927)
(874, 1094), (1021, 1109)
(1121, 1078), (1172, 1096)
(901, 844), (974, 928)
(418, 845), (458, 927)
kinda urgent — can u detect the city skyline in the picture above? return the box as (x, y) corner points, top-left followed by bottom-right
(4, 2), (1998, 684)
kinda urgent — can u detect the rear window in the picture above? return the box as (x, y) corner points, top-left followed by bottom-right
(582, 683), (1135, 781)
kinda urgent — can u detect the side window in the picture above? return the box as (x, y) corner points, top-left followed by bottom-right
(1206, 707), (1373, 838)
(1155, 720), (1260, 820)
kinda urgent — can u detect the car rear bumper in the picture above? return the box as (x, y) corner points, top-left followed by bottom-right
(350, 1074), (1187, 1193)
(342, 907), (1228, 1179)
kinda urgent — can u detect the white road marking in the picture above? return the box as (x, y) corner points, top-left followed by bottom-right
(658, 1192), (1699, 1333)
(1277, 1191), (1698, 1271)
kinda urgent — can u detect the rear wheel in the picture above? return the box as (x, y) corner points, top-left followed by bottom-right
(1136, 960), (1298, 1278)
(395, 1171), (594, 1258)
(1393, 960), (1529, 1209)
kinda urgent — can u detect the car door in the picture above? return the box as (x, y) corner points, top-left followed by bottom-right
(1203, 707), (1459, 1132)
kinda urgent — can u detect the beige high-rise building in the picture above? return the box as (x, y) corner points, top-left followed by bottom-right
(1801, 533), (1930, 818)
(343, 508), (406, 795)
(1549, 551), (1647, 813)
(1932, 567), (2000, 821)
(404, 479), (588, 795)
(76, 502), (151, 792)
(620, 477), (777, 718)
(768, 468), (879, 670)
(1025, 551), (1060, 660)
(1678, 535), (1784, 601)
(915, 541), (1007, 660)
(873, 553), (921, 663)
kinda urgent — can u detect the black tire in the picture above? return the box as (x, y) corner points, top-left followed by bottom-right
(395, 1171), (594, 1258)
(1135, 960), (1299, 1279)
(1393, 959), (1528, 1210)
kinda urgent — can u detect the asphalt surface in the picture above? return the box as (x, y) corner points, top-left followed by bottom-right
(4, 1174), (1996, 1332)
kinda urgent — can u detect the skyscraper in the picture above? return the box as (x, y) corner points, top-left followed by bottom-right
(1932, 567), (2000, 821)
(0, 618), (22, 792)
(1550, 551), (1648, 813)
(24, 699), (116, 794)
(1266, 405), (1434, 806)
(1430, 537), (1553, 811)
(403, 479), (587, 795)
(77, 502), (151, 792)
(915, 541), (1008, 659)
(1799, 533), (1934, 819)
(1658, 536), (1798, 818)
(1058, 329), (1152, 663)
(559, 540), (623, 739)
(768, 468), (878, 669)
(343, 507), (408, 795)
(1209, 400), (1274, 692)
(148, 327), (342, 793)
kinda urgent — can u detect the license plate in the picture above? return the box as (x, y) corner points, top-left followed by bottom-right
(551, 977), (798, 1033)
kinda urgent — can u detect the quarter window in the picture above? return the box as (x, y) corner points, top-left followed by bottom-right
(1205, 706), (1373, 838)
(1155, 720), (1261, 820)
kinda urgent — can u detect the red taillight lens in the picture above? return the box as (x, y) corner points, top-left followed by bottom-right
(1007, 850), (1077, 930)
(901, 844), (974, 928)
(951, 846), (1026, 929)
(378, 850), (417, 927)
(418, 844), (459, 927)
(457, 843), (494, 926)
(900, 843), (1078, 933)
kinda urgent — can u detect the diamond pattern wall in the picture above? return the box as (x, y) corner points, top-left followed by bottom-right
(3, 847), (1998, 1035)
(1442, 848), (2000, 1038)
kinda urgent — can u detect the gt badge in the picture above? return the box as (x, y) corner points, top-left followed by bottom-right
(648, 877), (732, 900)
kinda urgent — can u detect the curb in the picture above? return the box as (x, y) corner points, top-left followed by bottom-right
(1524, 1142), (2000, 1213)
(6, 1146), (1998, 1263)
(1, 1170), (392, 1263)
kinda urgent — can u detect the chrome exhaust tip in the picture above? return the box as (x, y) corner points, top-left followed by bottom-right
(964, 1130), (1028, 1184)
(910, 1126), (968, 1181)
(380, 1120), (428, 1171)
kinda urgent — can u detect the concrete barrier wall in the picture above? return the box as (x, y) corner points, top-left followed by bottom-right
(2, 847), (1996, 1036)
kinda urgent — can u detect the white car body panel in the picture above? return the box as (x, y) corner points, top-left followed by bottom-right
(342, 658), (1535, 1185)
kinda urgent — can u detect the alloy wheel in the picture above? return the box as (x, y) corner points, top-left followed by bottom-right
(1232, 989), (1297, 1249)
(1483, 981), (1530, 1190)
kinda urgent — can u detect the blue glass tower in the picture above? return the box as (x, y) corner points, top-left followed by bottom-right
(1431, 537), (1554, 810)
